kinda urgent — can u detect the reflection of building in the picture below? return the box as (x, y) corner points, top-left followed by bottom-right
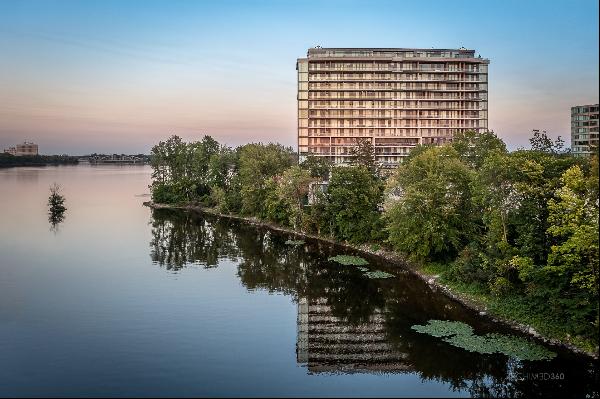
(296, 297), (410, 373)
(571, 104), (599, 157)
(297, 47), (490, 167)
(4, 142), (39, 156)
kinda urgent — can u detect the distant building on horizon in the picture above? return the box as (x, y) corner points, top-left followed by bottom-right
(296, 47), (489, 167)
(571, 103), (599, 157)
(3, 142), (39, 156)
(86, 154), (149, 164)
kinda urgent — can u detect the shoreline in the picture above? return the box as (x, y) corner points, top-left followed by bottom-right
(143, 200), (598, 360)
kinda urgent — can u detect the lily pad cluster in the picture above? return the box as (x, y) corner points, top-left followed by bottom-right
(285, 239), (305, 246)
(363, 270), (395, 279)
(412, 320), (474, 337)
(328, 255), (369, 266)
(411, 319), (556, 361)
(328, 255), (395, 279)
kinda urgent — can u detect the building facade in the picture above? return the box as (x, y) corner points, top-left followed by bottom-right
(3, 142), (39, 156)
(297, 47), (489, 166)
(571, 104), (599, 157)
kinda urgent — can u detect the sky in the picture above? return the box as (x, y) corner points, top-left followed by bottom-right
(0, 0), (598, 155)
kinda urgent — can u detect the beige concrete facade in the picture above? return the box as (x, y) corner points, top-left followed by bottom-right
(297, 47), (489, 166)
(3, 142), (39, 156)
(571, 104), (599, 157)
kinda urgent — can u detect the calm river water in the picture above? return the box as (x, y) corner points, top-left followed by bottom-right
(0, 165), (597, 397)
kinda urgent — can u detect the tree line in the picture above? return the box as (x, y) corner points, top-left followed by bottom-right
(150, 131), (599, 352)
(0, 153), (79, 167)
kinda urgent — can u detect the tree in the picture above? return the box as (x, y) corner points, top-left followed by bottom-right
(350, 138), (377, 174)
(48, 183), (67, 232)
(264, 177), (291, 225)
(149, 135), (190, 203)
(529, 130), (567, 154)
(238, 143), (296, 217)
(507, 150), (583, 265)
(471, 151), (523, 291)
(402, 144), (436, 164)
(48, 183), (66, 214)
(274, 166), (313, 229)
(207, 146), (237, 189)
(150, 135), (186, 186)
(529, 130), (554, 152)
(325, 165), (384, 244)
(385, 146), (474, 260)
(546, 165), (599, 297)
(451, 130), (507, 169)
(302, 189), (329, 235)
(187, 135), (221, 196)
(512, 164), (599, 340)
(300, 155), (331, 180)
(475, 151), (518, 245)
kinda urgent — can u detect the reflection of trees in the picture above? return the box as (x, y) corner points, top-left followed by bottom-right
(234, 228), (387, 324)
(150, 209), (239, 270)
(235, 229), (310, 296)
(48, 211), (65, 233)
(148, 209), (598, 398)
(317, 267), (386, 325)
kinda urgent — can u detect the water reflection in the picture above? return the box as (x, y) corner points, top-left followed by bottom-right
(149, 209), (598, 398)
(150, 210), (239, 270)
(297, 296), (410, 374)
(15, 168), (41, 183)
(48, 211), (65, 233)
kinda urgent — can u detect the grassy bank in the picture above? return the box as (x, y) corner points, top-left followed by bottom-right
(421, 262), (598, 355)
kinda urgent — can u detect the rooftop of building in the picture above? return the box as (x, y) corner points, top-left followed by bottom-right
(305, 46), (488, 61)
(571, 103), (599, 110)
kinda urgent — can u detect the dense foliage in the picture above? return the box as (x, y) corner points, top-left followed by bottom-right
(149, 135), (382, 244)
(387, 131), (598, 350)
(323, 165), (384, 243)
(385, 145), (474, 260)
(150, 132), (599, 351)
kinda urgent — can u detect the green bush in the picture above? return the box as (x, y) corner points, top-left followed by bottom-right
(449, 243), (490, 285)
(151, 183), (186, 204)
(326, 166), (384, 244)
(489, 277), (513, 297)
(210, 186), (228, 213)
(265, 180), (292, 226)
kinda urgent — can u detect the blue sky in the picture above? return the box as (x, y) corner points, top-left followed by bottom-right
(0, 0), (598, 154)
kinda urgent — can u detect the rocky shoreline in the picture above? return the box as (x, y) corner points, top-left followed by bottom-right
(143, 200), (598, 360)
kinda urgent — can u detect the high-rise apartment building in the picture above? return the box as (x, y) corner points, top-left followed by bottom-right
(571, 104), (599, 157)
(297, 47), (489, 166)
